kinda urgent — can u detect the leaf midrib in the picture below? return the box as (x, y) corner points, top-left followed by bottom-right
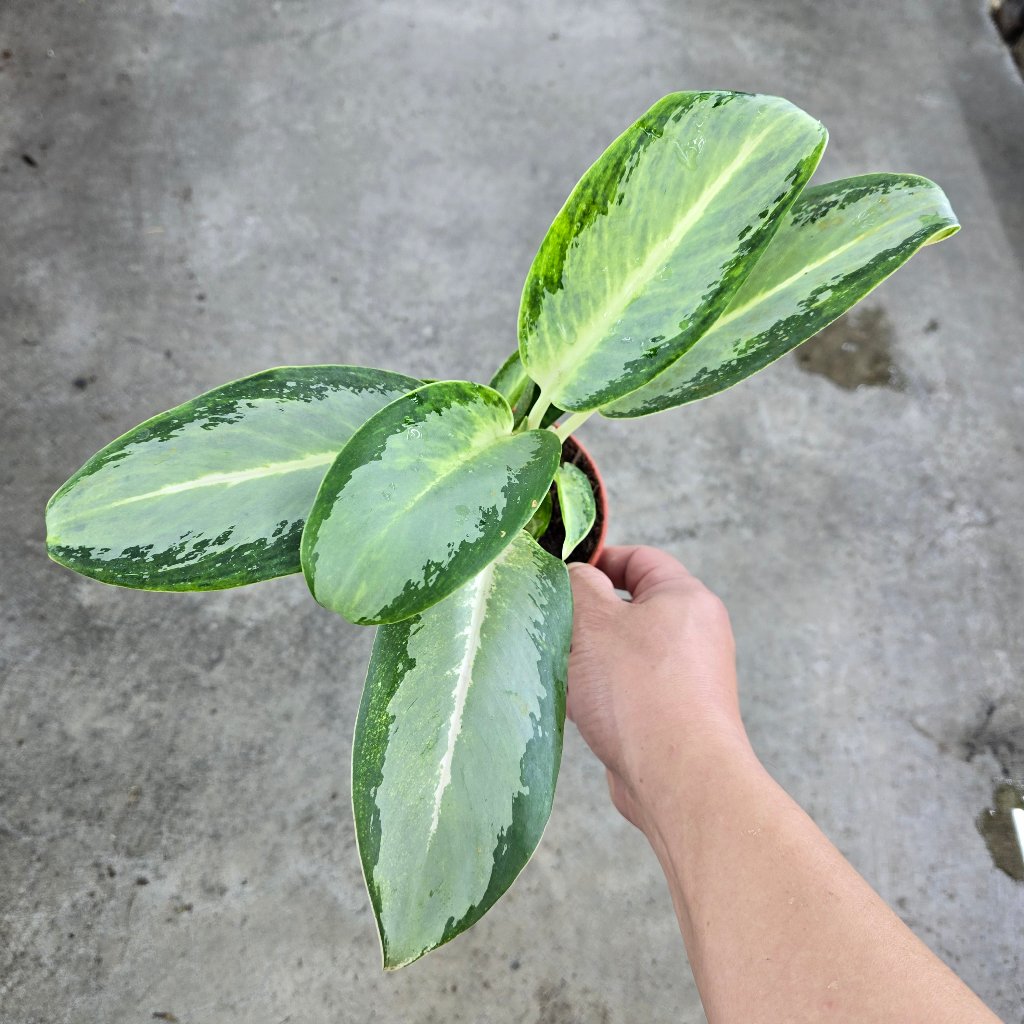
(328, 422), (526, 582)
(427, 558), (498, 841)
(539, 126), (772, 397)
(53, 450), (338, 528)
(706, 229), (865, 333)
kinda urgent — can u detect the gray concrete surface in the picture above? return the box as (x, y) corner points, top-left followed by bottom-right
(2, 0), (1022, 1020)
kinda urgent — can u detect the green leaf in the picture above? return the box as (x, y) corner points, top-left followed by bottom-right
(554, 462), (596, 559)
(301, 381), (561, 625)
(540, 404), (565, 430)
(519, 91), (827, 412)
(488, 350), (538, 427)
(45, 366), (421, 590)
(602, 174), (960, 416)
(524, 490), (552, 540)
(353, 531), (572, 969)
(488, 350), (566, 430)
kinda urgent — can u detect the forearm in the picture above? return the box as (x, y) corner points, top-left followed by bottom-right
(567, 549), (999, 1022)
(637, 730), (1000, 1024)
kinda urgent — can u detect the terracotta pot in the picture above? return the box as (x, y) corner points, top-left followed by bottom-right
(553, 432), (608, 566)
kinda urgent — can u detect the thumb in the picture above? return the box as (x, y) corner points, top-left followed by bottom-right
(568, 562), (619, 623)
(565, 562), (620, 728)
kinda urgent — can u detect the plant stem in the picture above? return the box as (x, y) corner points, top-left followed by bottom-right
(526, 395), (552, 431)
(553, 410), (593, 442)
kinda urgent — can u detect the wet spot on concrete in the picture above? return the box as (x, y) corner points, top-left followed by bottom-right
(794, 307), (903, 390)
(977, 783), (1024, 881)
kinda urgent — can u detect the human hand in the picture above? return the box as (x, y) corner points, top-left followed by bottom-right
(567, 545), (751, 830)
(569, 547), (1002, 1024)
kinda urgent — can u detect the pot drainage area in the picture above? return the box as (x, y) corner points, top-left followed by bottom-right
(991, 0), (1024, 74)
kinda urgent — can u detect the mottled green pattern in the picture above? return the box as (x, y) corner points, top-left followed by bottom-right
(45, 366), (420, 590)
(519, 91), (826, 411)
(488, 350), (565, 429)
(603, 174), (959, 416)
(353, 532), (572, 968)
(525, 490), (553, 540)
(554, 462), (596, 559)
(301, 381), (561, 625)
(488, 350), (538, 428)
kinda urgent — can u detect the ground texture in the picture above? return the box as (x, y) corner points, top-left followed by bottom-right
(1, 1), (1022, 1021)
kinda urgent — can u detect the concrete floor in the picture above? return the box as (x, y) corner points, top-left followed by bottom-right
(2, 0), (1022, 1020)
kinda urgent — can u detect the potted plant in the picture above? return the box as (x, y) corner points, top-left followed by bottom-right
(44, 90), (958, 968)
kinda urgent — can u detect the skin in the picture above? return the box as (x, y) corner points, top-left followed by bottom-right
(567, 545), (1001, 1024)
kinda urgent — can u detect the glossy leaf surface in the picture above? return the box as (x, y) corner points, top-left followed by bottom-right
(45, 366), (420, 590)
(519, 91), (826, 412)
(525, 490), (552, 541)
(353, 532), (571, 968)
(554, 462), (596, 559)
(488, 350), (537, 427)
(302, 381), (561, 625)
(602, 174), (959, 416)
(488, 350), (564, 428)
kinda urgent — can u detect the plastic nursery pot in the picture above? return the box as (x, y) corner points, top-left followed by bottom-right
(537, 432), (609, 566)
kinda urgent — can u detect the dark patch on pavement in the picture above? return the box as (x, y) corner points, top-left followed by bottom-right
(535, 980), (611, 1024)
(977, 783), (1024, 881)
(991, 0), (1024, 75)
(794, 307), (903, 390)
(961, 700), (1021, 778)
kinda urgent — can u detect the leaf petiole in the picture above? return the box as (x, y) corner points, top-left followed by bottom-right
(525, 395), (552, 431)
(552, 411), (593, 443)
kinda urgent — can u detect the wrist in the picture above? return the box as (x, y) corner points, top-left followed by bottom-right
(624, 710), (760, 842)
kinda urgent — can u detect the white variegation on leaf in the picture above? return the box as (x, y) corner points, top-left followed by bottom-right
(602, 174), (959, 416)
(554, 462), (596, 559)
(352, 532), (572, 969)
(301, 381), (561, 625)
(518, 91), (827, 412)
(45, 365), (421, 590)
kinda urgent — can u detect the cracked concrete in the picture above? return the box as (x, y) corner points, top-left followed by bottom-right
(2, 0), (1023, 1021)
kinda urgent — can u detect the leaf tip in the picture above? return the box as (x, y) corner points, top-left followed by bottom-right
(925, 221), (960, 245)
(379, 932), (431, 971)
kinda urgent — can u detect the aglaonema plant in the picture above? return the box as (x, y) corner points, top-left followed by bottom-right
(45, 91), (959, 968)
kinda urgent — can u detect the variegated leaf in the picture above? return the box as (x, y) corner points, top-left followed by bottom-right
(489, 349), (565, 428)
(353, 531), (571, 969)
(554, 462), (596, 559)
(488, 349), (538, 427)
(45, 366), (420, 590)
(602, 174), (959, 416)
(519, 91), (827, 412)
(301, 381), (561, 625)
(525, 490), (553, 541)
